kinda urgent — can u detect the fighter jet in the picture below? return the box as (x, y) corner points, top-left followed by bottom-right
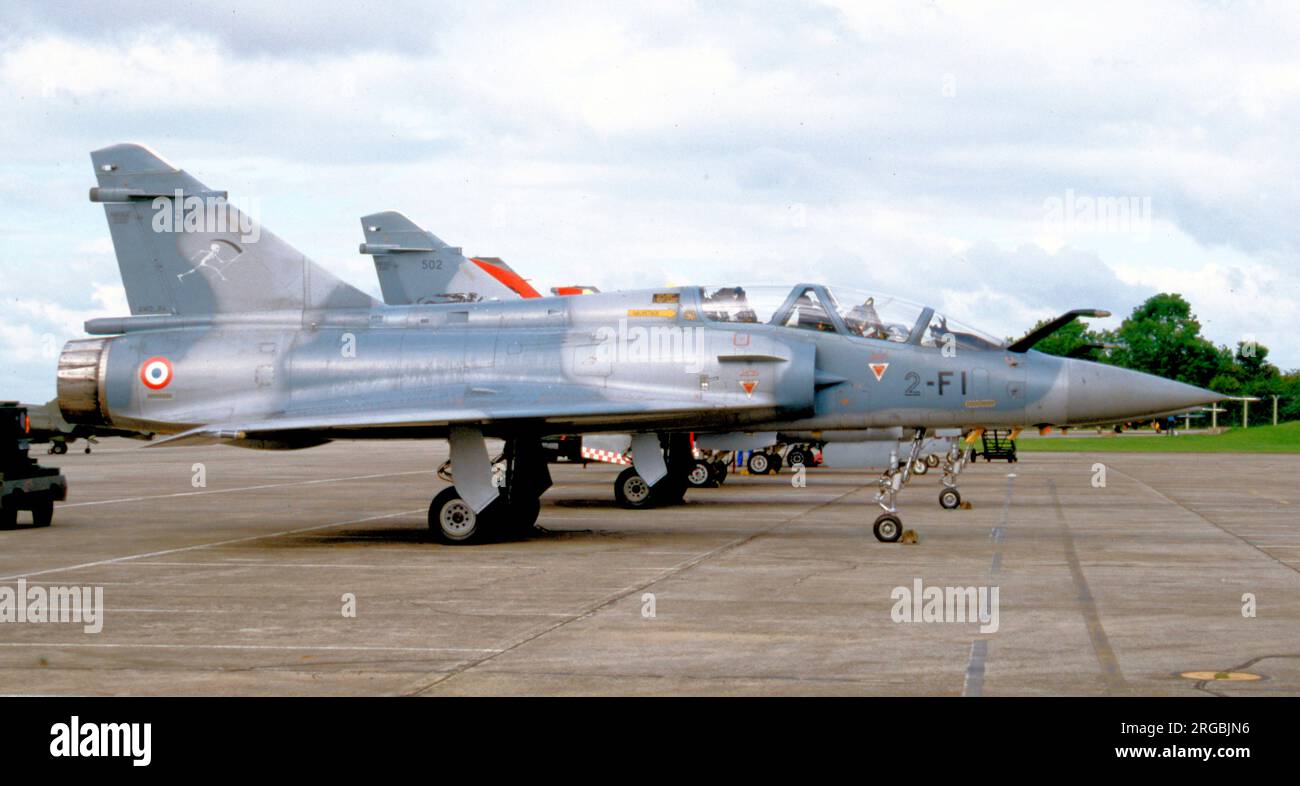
(59, 143), (1225, 544)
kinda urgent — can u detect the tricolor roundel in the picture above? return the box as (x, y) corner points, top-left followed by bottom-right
(140, 356), (174, 390)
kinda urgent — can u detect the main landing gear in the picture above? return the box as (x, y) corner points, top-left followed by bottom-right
(746, 449), (782, 475)
(429, 430), (551, 545)
(613, 433), (694, 508)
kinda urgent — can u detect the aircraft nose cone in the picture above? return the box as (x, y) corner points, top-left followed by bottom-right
(1065, 359), (1225, 425)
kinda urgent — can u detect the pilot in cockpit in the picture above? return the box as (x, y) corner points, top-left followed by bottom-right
(843, 297), (886, 339)
(703, 287), (758, 323)
(791, 291), (836, 332)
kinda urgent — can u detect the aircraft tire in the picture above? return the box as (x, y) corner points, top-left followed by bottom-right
(873, 514), (903, 543)
(708, 461), (729, 485)
(786, 448), (808, 468)
(686, 460), (714, 488)
(52, 442), (68, 455)
(429, 487), (492, 544)
(912, 459), (928, 475)
(614, 468), (656, 509)
(652, 474), (689, 505)
(747, 452), (772, 475)
(497, 495), (541, 539)
(939, 488), (961, 510)
(0, 504), (15, 530)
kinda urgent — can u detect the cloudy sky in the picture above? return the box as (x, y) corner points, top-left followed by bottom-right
(2, 0), (1298, 402)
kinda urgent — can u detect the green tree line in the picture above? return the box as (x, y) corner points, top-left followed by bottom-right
(1030, 293), (1297, 425)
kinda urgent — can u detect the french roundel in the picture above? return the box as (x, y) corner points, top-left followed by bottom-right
(140, 357), (174, 390)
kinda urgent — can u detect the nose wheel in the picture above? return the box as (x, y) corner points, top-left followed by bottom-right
(873, 514), (903, 543)
(938, 443), (968, 510)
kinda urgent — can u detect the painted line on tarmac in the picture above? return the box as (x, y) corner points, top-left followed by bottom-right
(0, 641), (498, 654)
(83, 560), (536, 571)
(962, 640), (988, 696)
(56, 470), (433, 508)
(1047, 478), (1128, 695)
(963, 473), (1015, 697)
(0, 508), (425, 582)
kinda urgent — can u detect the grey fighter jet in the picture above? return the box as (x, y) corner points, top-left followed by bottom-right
(58, 143), (1224, 544)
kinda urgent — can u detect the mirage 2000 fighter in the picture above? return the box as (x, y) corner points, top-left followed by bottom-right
(58, 144), (1223, 543)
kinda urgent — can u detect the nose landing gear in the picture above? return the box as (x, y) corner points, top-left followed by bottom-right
(871, 429), (925, 542)
(938, 443), (968, 510)
(871, 429), (970, 541)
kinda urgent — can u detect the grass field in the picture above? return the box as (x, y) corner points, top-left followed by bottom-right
(1016, 421), (1300, 453)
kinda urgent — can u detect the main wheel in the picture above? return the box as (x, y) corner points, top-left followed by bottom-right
(686, 460), (714, 488)
(497, 495), (541, 539)
(30, 498), (53, 528)
(747, 452), (772, 475)
(429, 487), (491, 544)
(614, 467), (656, 508)
(912, 459), (928, 475)
(786, 447), (808, 468)
(939, 488), (961, 510)
(873, 514), (903, 543)
(51, 442), (68, 455)
(926, 454), (941, 468)
(652, 476), (688, 505)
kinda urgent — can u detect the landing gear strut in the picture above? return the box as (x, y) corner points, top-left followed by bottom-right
(938, 443), (968, 511)
(614, 433), (693, 508)
(870, 428), (926, 542)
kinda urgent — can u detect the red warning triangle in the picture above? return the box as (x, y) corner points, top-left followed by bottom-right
(740, 380), (758, 398)
(869, 363), (889, 381)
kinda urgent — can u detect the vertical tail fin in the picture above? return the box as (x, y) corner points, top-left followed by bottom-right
(359, 211), (539, 304)
(90, 143), (374, 316)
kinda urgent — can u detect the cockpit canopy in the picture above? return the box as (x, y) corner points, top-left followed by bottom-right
(698, 284), (1004, 350)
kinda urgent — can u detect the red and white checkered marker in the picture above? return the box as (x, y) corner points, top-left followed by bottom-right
(581, 446), (632, 465)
